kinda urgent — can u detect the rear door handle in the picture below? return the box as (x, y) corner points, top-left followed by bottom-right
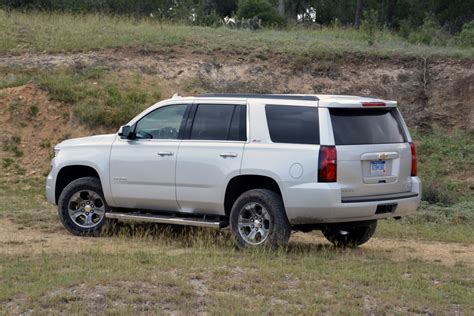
(220, 152), (238, 158)
(158, 151), (174, 156)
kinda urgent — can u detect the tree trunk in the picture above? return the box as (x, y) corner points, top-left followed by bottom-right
(354, 0), (364, 28)
(386, 0), (397, 26)
(278, 0), (285, 16)
(277, 0), (298, 22)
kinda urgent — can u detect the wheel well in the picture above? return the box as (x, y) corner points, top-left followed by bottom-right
(224, 175), (282, 216)
(55, 165), (100, 204)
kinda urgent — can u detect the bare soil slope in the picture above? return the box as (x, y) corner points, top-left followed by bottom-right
(1, 49), (473, 175)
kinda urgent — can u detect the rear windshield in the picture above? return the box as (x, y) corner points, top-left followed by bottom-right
(330, 108), (406, 145)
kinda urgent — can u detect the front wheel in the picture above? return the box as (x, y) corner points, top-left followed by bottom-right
(322, 220), (377, 248)
(230, 189), (291, 249)
(58, 177), (108, 236)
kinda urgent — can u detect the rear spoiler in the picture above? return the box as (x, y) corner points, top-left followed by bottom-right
(319, 99), (397, 108)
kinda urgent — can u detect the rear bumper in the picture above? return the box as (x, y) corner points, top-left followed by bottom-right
(284, 177), (421, 225)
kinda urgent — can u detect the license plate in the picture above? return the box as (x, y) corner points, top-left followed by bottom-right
(370, 161), (386, 176)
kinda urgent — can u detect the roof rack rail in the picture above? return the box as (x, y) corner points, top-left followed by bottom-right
(198, 93), (319, 101)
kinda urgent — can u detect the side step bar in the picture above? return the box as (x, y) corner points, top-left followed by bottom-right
(105, 212), (227, 229)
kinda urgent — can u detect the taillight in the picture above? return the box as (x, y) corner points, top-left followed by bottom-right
(362, 102), (385, 107)
(318, 146), (337, 182)
(409, 142), (417, 176)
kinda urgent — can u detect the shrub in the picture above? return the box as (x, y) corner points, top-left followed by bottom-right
(398, 19), (411, 39)
(193, 8), (222, 27)
(422, 181), (459, 205)
(457, 21), (474, 47)
(361, 9), (379, 46)
(237, 0), (286, 27)
(408, 15), (448, 46)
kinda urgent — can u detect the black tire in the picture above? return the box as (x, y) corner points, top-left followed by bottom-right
(322, 220), (377, 248)
(58, 177), (108, 236)
(230, 189), (291, 249)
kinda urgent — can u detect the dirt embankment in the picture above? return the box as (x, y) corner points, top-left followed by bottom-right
(0, 49), (473, 175)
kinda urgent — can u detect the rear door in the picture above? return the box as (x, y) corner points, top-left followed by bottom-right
(328, 107), (412, 198)
(175, 102), (247, 215)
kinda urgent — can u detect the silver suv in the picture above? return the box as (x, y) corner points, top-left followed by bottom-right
(46, 93), (421, 248)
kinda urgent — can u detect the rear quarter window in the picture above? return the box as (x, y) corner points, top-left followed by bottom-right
(265, 105), (319, 145)
(330, 108), (406, 145)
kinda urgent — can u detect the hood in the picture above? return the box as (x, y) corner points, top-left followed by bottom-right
(57, 134), (117, 149)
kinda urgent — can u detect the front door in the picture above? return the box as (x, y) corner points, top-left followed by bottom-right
(109, 103), (189, 210)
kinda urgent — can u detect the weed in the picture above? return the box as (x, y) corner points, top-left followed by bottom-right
(2, 136), (23, 157)
(8, 98), (23, 114)
(2, 157), (13, 169)
(28, 104), (39, 116)
(40, 139), (51, 149)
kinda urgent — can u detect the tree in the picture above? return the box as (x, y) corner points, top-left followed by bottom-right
(354, 0), (364, 28)
(276, 0), (303, 22)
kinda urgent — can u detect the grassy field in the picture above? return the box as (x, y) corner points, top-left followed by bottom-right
(0, 176), (473, 314)
(1, 10), (473, 58)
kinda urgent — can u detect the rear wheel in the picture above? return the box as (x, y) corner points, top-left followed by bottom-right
(230, 189), (290, 249)
(322, 220), (377, 248)
(58, 177), (108, 236)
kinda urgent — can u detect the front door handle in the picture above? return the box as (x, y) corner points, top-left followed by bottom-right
(220, 152), (238, 158)
(158, 151), (174, 156)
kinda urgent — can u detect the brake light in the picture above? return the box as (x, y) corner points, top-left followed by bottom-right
(318, 146), (337, 182)
(409, 142), (417, 176)
(362, 102), (385, 107)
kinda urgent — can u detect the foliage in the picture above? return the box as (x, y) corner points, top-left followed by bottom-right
(361, 9), (379, 46)
(407, 15), (449, 46)
(1, 0), (473, 36)
(2, 11), (472, 58)
(457, 21), (474, 47)
(192, 8), (222, 27)
(236, 0), (286, 27)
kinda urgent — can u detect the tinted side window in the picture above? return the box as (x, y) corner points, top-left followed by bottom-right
(228, 105), (247, 141)
(190, 104), (246, 141)
(330, 108), (406, 145)
(135, 104), (188, 140)
(265, 105), (319, 145)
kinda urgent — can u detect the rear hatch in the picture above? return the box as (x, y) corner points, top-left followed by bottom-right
(329, 106), (412, 198)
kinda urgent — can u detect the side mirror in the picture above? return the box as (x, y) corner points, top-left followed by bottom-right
(118, 125), (132, 139)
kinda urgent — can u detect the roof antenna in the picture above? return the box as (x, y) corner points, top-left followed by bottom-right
(172, 93), (181, 98)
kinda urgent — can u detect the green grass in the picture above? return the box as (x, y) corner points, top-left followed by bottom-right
(0, 66), (162, 128)
(413, 129), (474, 204)
(1, 10), (473, 58)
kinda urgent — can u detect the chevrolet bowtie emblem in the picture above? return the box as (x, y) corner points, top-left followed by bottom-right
(378, 153), (388, 160)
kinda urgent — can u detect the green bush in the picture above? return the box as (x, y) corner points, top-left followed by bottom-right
(361, 9), (379, 46)
(236, 0), (286, 27)
(408, 15), (448, 46)
(398, 19), (411, 39)
(457, 21), (474, 47)
(193, 8), (222, 27)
